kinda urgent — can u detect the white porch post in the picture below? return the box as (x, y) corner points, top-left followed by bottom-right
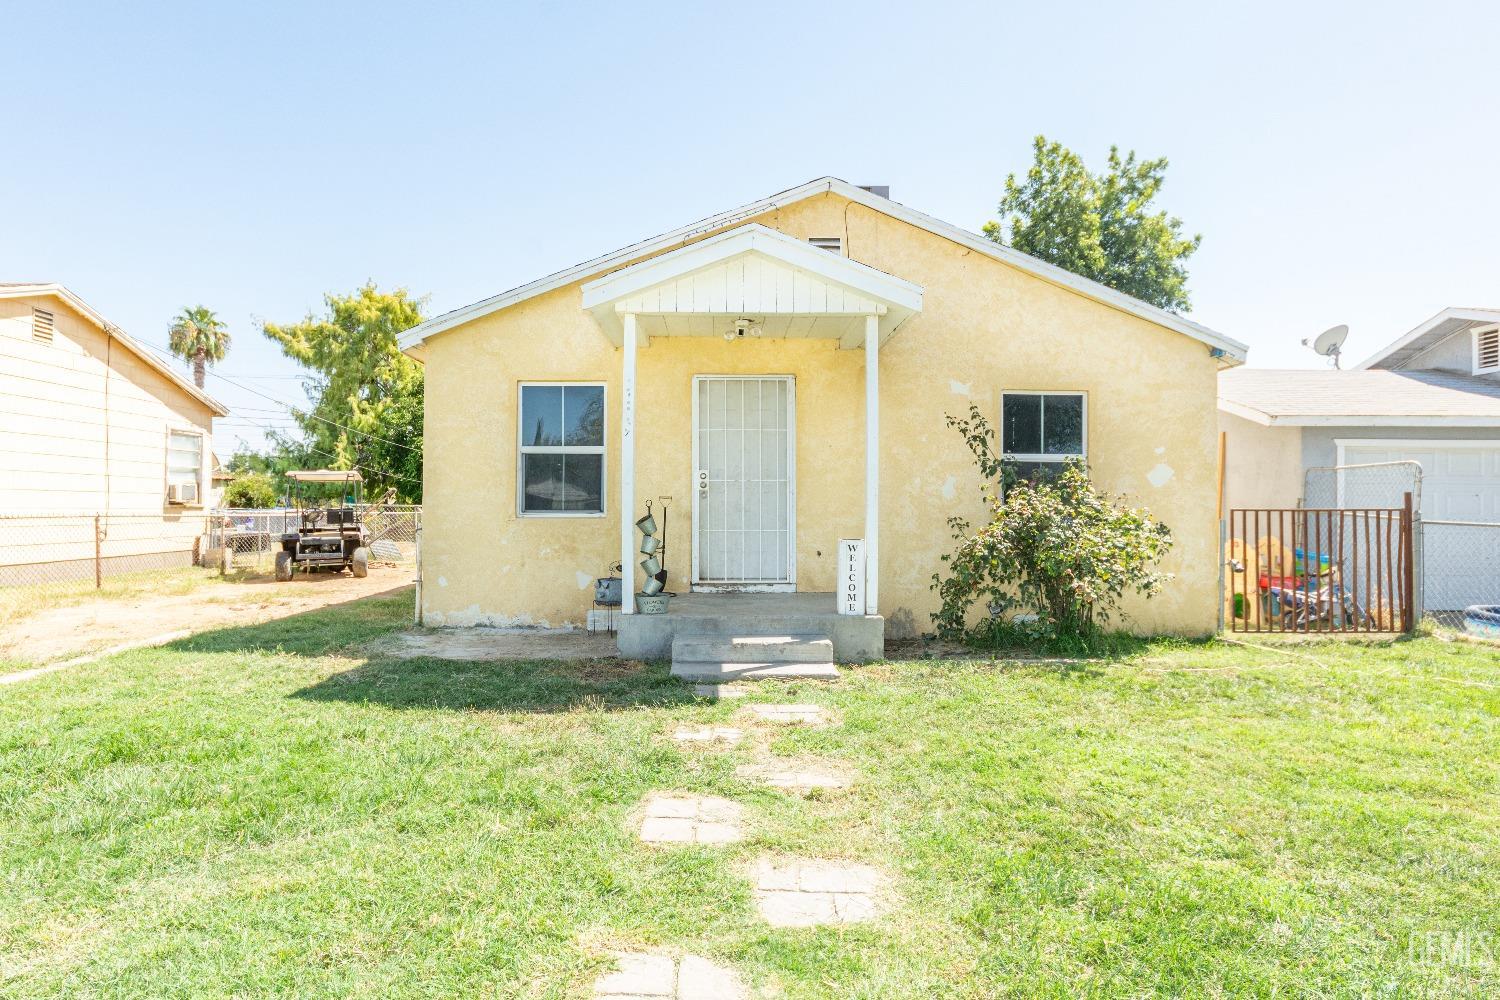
(620, 312), (638, 614)
(864, 313), (879, 616)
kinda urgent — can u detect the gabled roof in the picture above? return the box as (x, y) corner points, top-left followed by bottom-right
(0, 283), (230, 416)
(579, 223), (923, 349)
(398, 177), (1247, 362)
(1219, 367), (1500, 426)
(1356, 306), (1500, 371)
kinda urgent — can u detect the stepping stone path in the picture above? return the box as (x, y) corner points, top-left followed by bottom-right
(744, 703), (830, 726)
(638, 793), (744, 845)
(749, 857), (887, 928)
(736, 761), (850, 793)
(672, 724), (744, 746)
(593, 952), (747, 1000)
(692, 683), (749, 699)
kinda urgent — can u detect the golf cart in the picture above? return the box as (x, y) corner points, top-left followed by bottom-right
(275, 470), (371, 581)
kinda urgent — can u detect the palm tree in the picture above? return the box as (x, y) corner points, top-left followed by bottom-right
(167, 306), (230, 389)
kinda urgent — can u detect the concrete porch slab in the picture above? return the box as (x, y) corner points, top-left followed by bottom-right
(617, 592), (883, 662)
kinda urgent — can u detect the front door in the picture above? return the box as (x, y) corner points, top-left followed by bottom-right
(691, 375), (796, 588)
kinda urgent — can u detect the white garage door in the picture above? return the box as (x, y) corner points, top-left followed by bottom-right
(1341, 440), (1500, 610)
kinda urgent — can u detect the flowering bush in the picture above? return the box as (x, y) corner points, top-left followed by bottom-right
(930, 405), (1173, 644)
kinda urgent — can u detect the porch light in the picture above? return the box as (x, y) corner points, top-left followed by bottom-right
(724, 317), (762, 341)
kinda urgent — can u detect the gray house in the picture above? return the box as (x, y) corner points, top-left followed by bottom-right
(1219, 307), (1500, 610)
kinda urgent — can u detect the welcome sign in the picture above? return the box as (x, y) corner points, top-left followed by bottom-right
(838, 538), (865, 616)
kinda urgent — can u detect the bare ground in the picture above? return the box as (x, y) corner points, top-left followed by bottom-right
(0, 566), (412, 665)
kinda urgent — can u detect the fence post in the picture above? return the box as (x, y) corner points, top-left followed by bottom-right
(93, 513), (102, 589)
(1402, 492), (1417, 633)
(413, 511), (423, 627)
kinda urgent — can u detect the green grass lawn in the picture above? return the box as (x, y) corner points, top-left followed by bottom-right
(2, 593), (1497, 997)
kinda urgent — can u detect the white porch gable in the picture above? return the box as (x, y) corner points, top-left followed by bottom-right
(581, 223), (922, 349)
(585, 223), (923, 617)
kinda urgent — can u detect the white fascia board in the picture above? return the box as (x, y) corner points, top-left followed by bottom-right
(399, 175), (1246, 361)
(0, 283), (231, 416)
(1217, 398), (1275, 425)
(1264, 414), (1500, 427)
(580, 223), (923, 313)
(1355, 307), (1500, 370)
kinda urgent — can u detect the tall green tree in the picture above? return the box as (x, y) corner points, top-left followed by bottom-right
(983, 136), (1202, 312)
(167, 305), (231, 388)
(261, 283), (425, 501)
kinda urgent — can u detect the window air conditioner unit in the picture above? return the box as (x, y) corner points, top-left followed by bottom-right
(167, 482), (198, 505)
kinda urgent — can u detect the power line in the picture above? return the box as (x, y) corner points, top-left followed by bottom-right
(221, 410), (422, 486)
(135, 339), (422, 454)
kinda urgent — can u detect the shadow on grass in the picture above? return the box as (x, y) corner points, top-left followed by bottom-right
(164, 587), (415, 658)
(291, 655), (695, 714)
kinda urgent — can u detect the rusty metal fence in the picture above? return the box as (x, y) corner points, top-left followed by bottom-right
(1226, 497), (1415, 634)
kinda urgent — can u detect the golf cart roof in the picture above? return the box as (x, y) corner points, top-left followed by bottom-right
(286, 469), (364, 483)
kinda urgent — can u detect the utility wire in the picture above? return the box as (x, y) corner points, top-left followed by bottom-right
(221, 410), (423, 486)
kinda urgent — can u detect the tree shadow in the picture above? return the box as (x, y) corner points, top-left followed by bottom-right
(161, 587), (691, 713)
(291, 654), (695, 714)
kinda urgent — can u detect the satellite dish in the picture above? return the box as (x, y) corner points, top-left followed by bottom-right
(1301, 324), (1349, 369)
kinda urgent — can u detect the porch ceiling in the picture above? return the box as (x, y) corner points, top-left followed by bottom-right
(581, 223), (923, 350)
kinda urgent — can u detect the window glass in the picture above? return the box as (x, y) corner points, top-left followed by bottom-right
(1002, 395), (1042, 455)
(519, 384), (605, 515)
(1042, 394), (1084, 455)
(167, 432), (202, 487)
(521, 385), (562, 446)
(563, 385), (605, 446)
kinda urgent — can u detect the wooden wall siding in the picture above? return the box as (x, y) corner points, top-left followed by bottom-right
(613, 254), (882, 319)
(0, 297), (214, 514)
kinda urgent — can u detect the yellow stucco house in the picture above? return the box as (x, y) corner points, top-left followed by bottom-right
(401, 178), (1246, 665)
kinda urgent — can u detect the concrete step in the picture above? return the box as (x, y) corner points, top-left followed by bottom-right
(670, 660), (840, 682)
(672, 632), (834, 664)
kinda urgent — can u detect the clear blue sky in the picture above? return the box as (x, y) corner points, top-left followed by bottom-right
(4, 0), (1496, 459)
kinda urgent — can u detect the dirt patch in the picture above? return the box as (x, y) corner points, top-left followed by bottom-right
(0, 566), (411, 665)
(369, 628), (622, 664)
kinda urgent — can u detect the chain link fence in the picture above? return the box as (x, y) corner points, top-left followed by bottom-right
(1300, 460), (1500, 630)
(1, 506), (420, 592)
(0, 511), (212, 589)
(1420, 520), (1500, 628)
(1303, 461), (1423, 511)
(204, 505), (421, 572)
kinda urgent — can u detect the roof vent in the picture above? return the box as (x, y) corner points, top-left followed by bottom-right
(31, 307), (54, 344)
(1476, 324), (1500, 374)
(808, 236), (842, 253)
(858, 185), (890, 199)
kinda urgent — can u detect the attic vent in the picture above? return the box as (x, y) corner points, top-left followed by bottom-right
(31, 308), (54, 344)
(809, 237), (842, 253)
(1477, 324), (1500, 374)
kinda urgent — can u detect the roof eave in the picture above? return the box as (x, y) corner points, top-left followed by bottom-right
(398, 177), (1247, 363)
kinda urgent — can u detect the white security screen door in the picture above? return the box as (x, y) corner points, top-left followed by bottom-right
(692, 376), (796, 586)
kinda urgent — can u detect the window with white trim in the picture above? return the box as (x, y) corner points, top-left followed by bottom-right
(1001, 391), (1087, 479)
(166, 430), (203, 496)
(1475, 324), (1499, 374)
(518, 383), (606, 515)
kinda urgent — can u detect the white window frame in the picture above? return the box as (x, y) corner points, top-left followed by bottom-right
(165, 428), (205, 505)
(1473, 324), (1500, 375)
(516, 381), (607, 518)
(1000, 391), (1088, 463)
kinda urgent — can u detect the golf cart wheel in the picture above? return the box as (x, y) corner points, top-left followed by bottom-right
(274, 550), (294, 582)
(351, 547), (369, 578)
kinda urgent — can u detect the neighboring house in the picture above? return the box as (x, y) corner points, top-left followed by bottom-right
(0, 283), (230, 582)
(1219, 308), (1500, 516)
(1219, 308), (1500, 613)
(401, 177), (1247, 655)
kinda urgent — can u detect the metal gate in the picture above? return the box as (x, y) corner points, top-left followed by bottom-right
(1226, 497), (1414, 633)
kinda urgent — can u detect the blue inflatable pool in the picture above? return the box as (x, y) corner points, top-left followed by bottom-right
(1462, 605), (1500, 639)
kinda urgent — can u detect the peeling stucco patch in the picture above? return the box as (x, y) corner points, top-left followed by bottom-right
(437, 576), (448, 588)
(1146, 463), (1175, 488)
(1154, 446), (1166, 455)
(422, 606), (576, 629)
(949, 379), (971, 396)
(576, 570), (594, 590)
(939, 475), (957, 500)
